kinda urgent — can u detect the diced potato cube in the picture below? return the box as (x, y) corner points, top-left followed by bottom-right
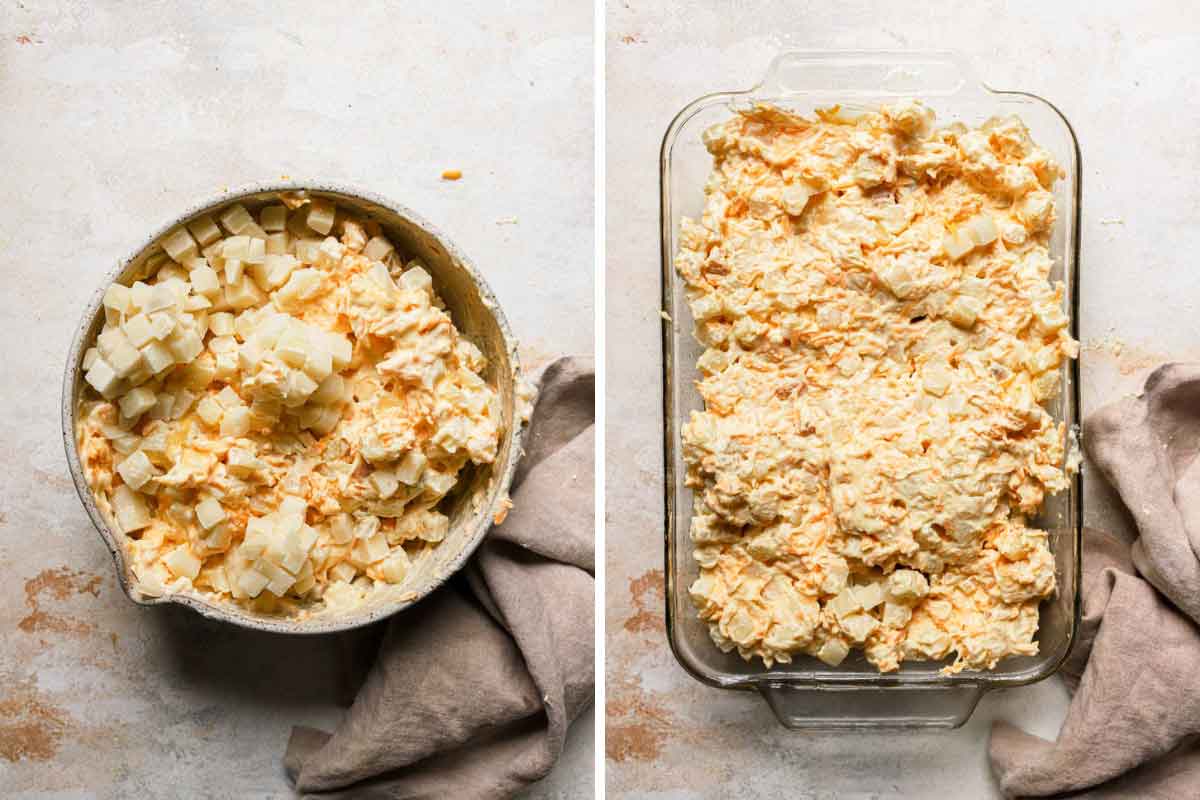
(376, 550), (410, 584)
(167, 328), (204, 364)
(139, 340), (175, 374)
(965, 214), (998, 246)
(256, 558), (295, 596)
(309, 404), (342, 436)
(216, 385), (244, 408)
(275, 328), (308, 367)
(303, 348), (332, 381)
(922, 360), (953, 397)
(353, 531), (389, 564)
(195, 496), (226, 529)
(294, 239), (322, 264)
(399, 266), (432, 293)
(148, 312), (176, 340)
(161, 227), (198, 263)
(219, 204), (254, 234)
(119, 386), (157, 419)
(329, 514), (354, 544)
(942, 228), (975, 260)
(946, 295), (983, 329)
(116, 450), (157, 490)
(169, 389), (197, 419)
(329, 561), (357, 583)
(183, 294), (212, 312)
(226, 447), (265, 478)
(195, 395), (223, 426)
(306, 200), (335, 235)
(852, 582), (885, 611)
(275, 268), (323, 306)
(369, 469), (400, 500)
(208, 311), (235, 337)
(265, 232), (290, 256)
(816, 638), (850, 666)
(363, 235), (394, 262)
(245, 237), (266, 265)
(324, 333), (353, 369)
(886, 569), (929, 603)
(224, 258), (244, 284)
(107, 339), (144, 379)
(284, 370), (318, 406)
(236, 568), (270, 598)
(827, 588), (861, 620)
(310, 374), (344, 406)
(260, 205), (287, 232)
(103, 283), (132, 313)
(130, 281), (153, 310)
(279, 495), (307, 518)
(224, 276), (266, 310)
(395, 450), (426, 485)
(781, 182), (814, 216)
(85, 357), (121, 398)
(111, 484), (151, 533)
(220, 406), (251, 437)
(163, 545), (202, 580)
(187, 215), (223, 246)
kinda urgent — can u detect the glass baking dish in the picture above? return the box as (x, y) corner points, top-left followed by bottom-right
(660, 51), (1082, 729)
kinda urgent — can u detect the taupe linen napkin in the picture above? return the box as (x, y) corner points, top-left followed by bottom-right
(285, 356), (594, 799)
(990, 363), (1200, 798)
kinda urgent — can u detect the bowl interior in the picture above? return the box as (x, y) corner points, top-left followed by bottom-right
(64, 184), (523, 633)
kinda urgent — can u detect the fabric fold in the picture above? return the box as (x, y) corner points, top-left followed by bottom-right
(989, 363), (1200, 798)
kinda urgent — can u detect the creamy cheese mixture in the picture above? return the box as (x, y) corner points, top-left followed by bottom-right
(676, 101), (1076, 673)
(76, 194), (503, 615)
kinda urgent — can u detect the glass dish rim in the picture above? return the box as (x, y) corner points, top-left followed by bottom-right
(658, 50), (1084, 693)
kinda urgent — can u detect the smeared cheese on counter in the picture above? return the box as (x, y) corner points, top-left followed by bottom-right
(77, 195), (502, 615)
(677, 101), (1076, 673)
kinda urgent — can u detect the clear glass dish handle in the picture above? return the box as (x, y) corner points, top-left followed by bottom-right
(752, 50), (981, 101)
(759, 683), (984, 729)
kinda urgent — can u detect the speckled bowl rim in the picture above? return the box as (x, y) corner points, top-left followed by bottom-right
(62, 180), (524, 635)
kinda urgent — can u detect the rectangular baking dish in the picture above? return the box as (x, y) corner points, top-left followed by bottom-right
(660, 51), (1082, 729)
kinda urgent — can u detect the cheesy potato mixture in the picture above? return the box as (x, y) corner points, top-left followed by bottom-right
(76, 194), (501, 614)
(677, 102), (1076, 673)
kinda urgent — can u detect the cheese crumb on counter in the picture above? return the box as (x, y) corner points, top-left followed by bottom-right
(677, 101), (1075, 673)
(77, 196), (503, 615)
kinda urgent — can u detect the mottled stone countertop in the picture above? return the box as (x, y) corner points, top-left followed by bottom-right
(605, 1), (1200, 797)
(0, 2), (593, 797)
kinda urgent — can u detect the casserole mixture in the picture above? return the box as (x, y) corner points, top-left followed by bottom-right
(76, 195), (502, 614)
(676, 101), (1076, 672)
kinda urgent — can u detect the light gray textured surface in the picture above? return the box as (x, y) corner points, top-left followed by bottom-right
(0, 1), (593, 797)
(605, 1), (1200, 797)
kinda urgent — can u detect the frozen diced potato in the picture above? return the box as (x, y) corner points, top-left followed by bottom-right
(284, 369), (318, 406)
(116, 450), (158, 490)
(294, 238), (322, 264)
(216, 385), (243, 408)
(183, 294), (212, 312)
(324, 333), (353, 369)
(220, 406), (251, 437)
(161, 227), (198, 263)
(187, 215), (223, 246)
(119, 386), (157, 419)
(111, 484), (151, 533)
(260, 205), (287, 232)
(265, 232), (290, 256)
(275, 268), (323, 306)
(224, 276), (266, 310)
(236, 568), (270, 598)
(208, 311), (235, 337)
(965, 214), (998, 246)
(369, 469), (400, 500)
(309, 404), (341, 435)
(310, 374), (344, 405)
(942, 227), (975, 260)
(353, 531), (389, 564)
(245, 237), (266, 265)
(163, 546), (201, 580)
(363, 235), (394, 262)
(816, 638), (850, 666)
(302, 348), (332, 381)
(307, 200), (336, 235)
(219, 203), (254, 234)
(329, 513), (354, 544)
(224, 258), (244, 284)
(107, 338), (144, 379)
(226, 447), (266, 478)
(139, 340), (175, 374)
(167, 328), (204, 364)
(148, 312), (176, 340)
(130, 281), (153, 310)
(329, 561), (357, 583)
(195, 395), (223, 426)
(400, 266), (432, 294)
(375, 550), (410, 584)
(194, 497), (225, 530)
(103, 283), (132, 314)
(395, 450), (426, 485)
(256, 558), (295, 596)
(169, 389), (197, 420)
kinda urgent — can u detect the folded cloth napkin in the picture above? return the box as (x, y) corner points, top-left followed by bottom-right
(285, 356), (595, 800)
(990, 363), (1200, 798)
